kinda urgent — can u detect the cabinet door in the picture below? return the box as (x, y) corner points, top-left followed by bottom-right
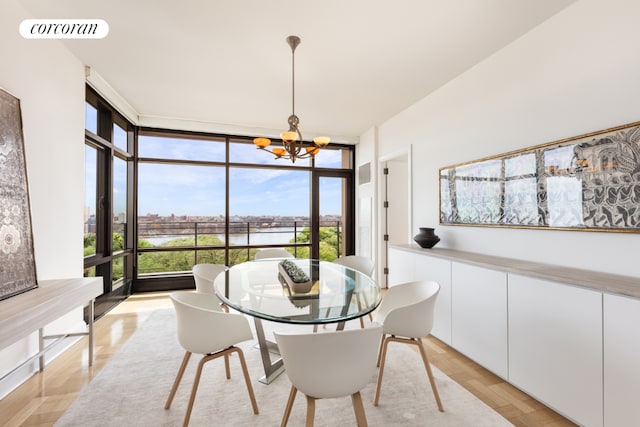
(387, 248), (415, 287)
(508, 274), (602, 427)
(451, 262), (508, 378)
(604, 293), (640, 426)
(414, 256), (451, 344)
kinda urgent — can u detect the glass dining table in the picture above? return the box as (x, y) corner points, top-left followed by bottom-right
(213, 258), (381, 384)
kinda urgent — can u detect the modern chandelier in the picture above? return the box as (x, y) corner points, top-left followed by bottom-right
(253, 35), (330, 163)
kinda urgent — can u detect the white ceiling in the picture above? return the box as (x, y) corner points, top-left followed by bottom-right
(21, 0), (575, 143)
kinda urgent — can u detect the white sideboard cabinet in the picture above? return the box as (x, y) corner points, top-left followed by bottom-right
(387, 246), (452, 344)
(414, 255), (452, 344)
(388, 244), (640, 427)
(451, 262), (508, 378)
(603, 293), (640, 426)
(508, 274), (603, 427)
(387, 246), (415, 287)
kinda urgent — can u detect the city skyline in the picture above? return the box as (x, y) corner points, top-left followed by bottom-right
(86, 132), (345, 219)
(88, 163), (343, 218)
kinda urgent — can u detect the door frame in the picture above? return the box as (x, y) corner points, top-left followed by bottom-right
(311, 170), (355, 260)
(377, 145), (412, 288)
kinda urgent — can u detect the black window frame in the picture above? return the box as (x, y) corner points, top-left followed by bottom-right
(84, 87), (135, 318)
(86, 87), (356, 295)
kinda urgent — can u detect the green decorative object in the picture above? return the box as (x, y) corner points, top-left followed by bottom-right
(279, 260), (310, 283)
(278, 260), (315, 294)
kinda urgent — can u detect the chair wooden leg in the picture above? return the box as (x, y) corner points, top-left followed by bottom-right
(417, 338), (444, 412)
(351, 391), (368, 426)
(376, 334), (386, 368)
(305, 395), (316, 427)
(231, 346), (260, 414)
(183, 354), (209, 427)
(177, 347), (258, 427)
(355, 296), (366, 329)
(377, 336), (444, 411)
(165, 351), (191, 409)
(281, 385), (298, 427)
(373, 336), (390, 406)
(224, 354), (231, 379)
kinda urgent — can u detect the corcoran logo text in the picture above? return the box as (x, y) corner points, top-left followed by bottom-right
(20, 19), (109, 39)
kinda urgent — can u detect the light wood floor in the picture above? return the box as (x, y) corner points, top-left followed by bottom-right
(0, 292), (576, 427)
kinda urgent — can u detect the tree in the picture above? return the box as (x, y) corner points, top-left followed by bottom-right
(109, 225), (343, 276)
(83, 233), (96, 256)
(137, 235), (247, 274)
(291, 227), (340, 261)
(112, 233), (124, 251)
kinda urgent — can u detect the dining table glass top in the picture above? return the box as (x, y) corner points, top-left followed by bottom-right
(213, 258), (381, 324)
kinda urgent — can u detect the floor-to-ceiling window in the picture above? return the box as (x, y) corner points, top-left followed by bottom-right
(136, 132), (228, 291)
(86, 88), (355, 295)
(84, 88), (135, 318)
(135, 130), (354, 292)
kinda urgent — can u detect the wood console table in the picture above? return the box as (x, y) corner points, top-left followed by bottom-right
(0, 277), (102, 382)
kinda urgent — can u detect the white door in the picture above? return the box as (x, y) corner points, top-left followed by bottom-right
(379, 150), (411, 288)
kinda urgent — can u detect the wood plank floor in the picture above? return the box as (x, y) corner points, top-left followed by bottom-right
(0, 292), (576, 427)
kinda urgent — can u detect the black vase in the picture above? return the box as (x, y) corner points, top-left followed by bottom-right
(413, 227), (440, 248)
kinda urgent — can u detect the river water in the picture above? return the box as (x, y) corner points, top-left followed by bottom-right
(142, 227), (301, 246)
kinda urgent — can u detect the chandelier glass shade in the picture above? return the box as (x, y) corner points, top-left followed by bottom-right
(253, 35), (330, 163)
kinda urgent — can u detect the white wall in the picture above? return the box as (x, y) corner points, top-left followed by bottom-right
(369, 0), (640, 278)
(356, 128), (379, 281)
(0, 0), (86, 397)
(355, 134), (374, 255)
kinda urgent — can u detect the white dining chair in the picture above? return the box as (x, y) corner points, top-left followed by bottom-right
(333, 255), (376, 328)
(332, 255), (374, 277)
(192, 263), (229, 319)
(254, 248), (294, 260)
(274, 324), (383, 427)
(372, 280), (444, 411)
(192, 263), (228, 294)
(164, 292), (259, 426)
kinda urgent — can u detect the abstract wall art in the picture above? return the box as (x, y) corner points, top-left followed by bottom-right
(0, 88), (38, 300)
(440, 120), (640, 233)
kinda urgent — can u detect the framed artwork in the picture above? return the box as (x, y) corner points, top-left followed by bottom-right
(440, 120), (640, 233)
(0, 88), (38, 300)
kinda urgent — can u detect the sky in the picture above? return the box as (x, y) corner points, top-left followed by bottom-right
(85, 125), (344, 218)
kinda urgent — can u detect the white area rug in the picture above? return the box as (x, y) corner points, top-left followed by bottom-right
(55, 309), (512, 426)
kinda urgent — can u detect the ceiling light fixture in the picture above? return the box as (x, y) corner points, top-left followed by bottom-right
(253, 35), (329, 163)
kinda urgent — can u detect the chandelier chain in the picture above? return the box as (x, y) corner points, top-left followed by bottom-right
(291, 43), (295, 117)
(252, 35), (329, 163)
